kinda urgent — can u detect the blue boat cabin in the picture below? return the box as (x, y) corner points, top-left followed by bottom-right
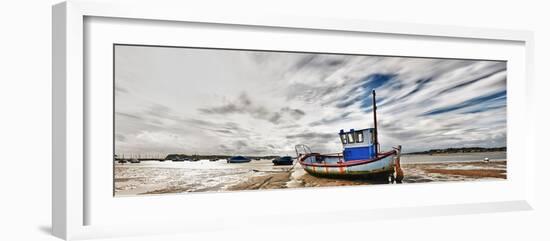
(339, 128), (377, 161)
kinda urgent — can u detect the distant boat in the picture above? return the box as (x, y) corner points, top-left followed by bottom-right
(165, 154), (182, 161)
(227, 156), (251, 163)
(272, 156), (293, 166)
(172, 156), (189, 162)
(210, 158), (219, 162)
(117, 159), (127, 164)
(295, 90), (404, 182)
(128, 158), (140, 164)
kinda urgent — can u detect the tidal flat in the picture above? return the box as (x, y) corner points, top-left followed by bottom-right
(114, 152), (506, 196)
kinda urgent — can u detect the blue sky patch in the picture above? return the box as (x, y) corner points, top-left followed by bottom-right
(422, 90), (507, 116)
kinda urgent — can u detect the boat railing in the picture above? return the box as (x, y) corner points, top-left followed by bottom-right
(322, 152), (343, 157)
(295, 144), (312, 157)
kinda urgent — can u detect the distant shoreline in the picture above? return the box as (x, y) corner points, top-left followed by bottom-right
(404, 147), (506, 155)
(116, 147), (507, 160)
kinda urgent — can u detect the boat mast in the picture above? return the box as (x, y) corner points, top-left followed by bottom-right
(372, 89), (379, 154)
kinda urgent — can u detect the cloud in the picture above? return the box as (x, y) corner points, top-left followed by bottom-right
(286, 132), (335, 140)
(308, 112), (352, 127)
(198, 93), (252, 115)
(116, 112), (143, 120)
(115, 85), (129, 94)
(199, 92), (306, 125)
(115, 45), (506, 155)
(435, 68), (506, 96)
(115, 134), (126, 141)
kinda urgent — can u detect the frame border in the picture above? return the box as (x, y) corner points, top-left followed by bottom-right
(52, 0), (535, 240)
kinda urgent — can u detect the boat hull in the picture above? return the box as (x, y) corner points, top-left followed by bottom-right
(272, 157), (293, 166)
(227, 159), (251, 163)
(273, 161), (293, 166)
(298, 151), (396, 178)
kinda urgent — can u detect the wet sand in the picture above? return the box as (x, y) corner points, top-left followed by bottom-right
(229, 161), (507, 190)
(402, 160), (506, 183)
(114, 159), (506, 196)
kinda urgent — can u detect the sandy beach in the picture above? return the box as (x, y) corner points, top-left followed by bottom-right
(114, 152), (506, 196)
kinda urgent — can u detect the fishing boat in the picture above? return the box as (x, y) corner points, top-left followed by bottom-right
(227, 156), (251, 163)
(272, 156), (293, 166)
(295, 90), (404, 182)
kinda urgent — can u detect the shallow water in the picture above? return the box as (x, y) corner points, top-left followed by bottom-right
(114, 159), (293, 195)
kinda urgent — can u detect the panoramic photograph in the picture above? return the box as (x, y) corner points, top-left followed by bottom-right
(114, 44), (507, 196)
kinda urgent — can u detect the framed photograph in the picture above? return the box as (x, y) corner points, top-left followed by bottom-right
(53, 0), (535, 240)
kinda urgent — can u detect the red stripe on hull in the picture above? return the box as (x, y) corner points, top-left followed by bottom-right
(298, 150), (396, 168)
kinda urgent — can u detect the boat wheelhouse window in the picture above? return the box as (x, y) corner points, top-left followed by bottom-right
(362, 130), (373, 145)
(340, 133), (347, 144)
(347, 133), (355, 143)
(356, 131), (364, 143)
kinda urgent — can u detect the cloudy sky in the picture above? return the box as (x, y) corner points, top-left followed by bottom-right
(114, 45), (506, 156)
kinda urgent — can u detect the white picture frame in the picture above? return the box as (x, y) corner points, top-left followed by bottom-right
(52, 0), (535, 240)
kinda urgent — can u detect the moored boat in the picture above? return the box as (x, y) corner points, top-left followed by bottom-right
(295, 90), (404, 182)
(227, 156), (251, 163)
(272, 156), (293, 166)
(165, 154), (184, 161)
